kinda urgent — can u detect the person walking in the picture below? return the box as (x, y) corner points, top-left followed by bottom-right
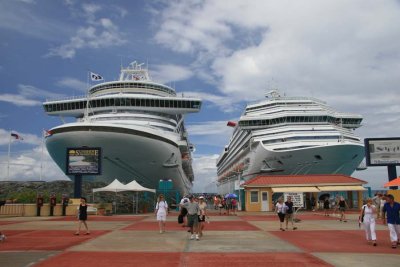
(155, 194), (168, 234)
(323, 197), (330, 216)
(180, 195), (200, 240)
(338, 196), (349, 222)
(332, 195), (340, 216)
(285, 196), (297, 230)
(360, 198), (377, 246)
(380, 194), (387, 220)
(0, 231), (6, 242)
(372, 193), (381, 219)
(231, 198), (238, 215)
(179, 196), (189, 227)
(197, 196), (207, 237)
(75, 197), (90, 235)
(275, 198), (287, 231)
(381, 194), (400, 249)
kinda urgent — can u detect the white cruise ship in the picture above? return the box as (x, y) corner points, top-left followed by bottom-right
(216, 90), (364, 194)
(43, 62), (201, 194)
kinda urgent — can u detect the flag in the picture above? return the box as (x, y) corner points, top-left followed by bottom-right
(90, 72), (103, 81)
(11, 133), (23, 140)
(227, 121), (237, 127)
(44, 129), (53, 138)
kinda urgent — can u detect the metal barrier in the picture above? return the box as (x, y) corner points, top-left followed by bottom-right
(0, 204), (25, 216)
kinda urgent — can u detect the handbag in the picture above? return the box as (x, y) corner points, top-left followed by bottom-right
(359, 206), (366, 223)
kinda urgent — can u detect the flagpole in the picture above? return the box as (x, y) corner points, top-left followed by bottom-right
(7, 130), (12, 181)
(84, 71), (90, 121)
(40, 129), (44, 181)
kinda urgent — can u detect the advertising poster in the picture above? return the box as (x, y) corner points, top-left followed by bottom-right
(66, 147), (101, 175)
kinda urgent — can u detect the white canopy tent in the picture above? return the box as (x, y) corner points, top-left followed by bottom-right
(92, 179), (156, 214)
(92, 179), (127, 213)
(92, 179), (127, 193)
(124, 180), (156, 193)
(124, 180), (156, 214)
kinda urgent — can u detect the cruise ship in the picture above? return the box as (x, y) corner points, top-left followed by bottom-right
(216, 90), (364, 194)
(43, 62), (201, 194)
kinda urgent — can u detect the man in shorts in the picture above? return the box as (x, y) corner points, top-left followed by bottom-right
(180, 195), (200, 240)
(285, 196), (297, 230)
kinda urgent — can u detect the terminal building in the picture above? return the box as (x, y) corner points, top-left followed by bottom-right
(241, 174), (367, 212)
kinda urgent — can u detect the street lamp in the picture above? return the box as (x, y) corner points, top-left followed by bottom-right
(229, 170), (243, 211)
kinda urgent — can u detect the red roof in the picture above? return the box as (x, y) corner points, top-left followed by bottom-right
(243, 174), (367, 187)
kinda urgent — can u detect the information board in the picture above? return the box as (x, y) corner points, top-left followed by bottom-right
(365, 138), (400, 166)
(66, 147), (101, 175)
(283, 192), (304, 208)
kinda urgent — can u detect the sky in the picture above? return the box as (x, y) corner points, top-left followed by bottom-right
(0, 0), (399, 192)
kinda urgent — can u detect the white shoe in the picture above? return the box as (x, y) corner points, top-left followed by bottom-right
(190, 234), (195, 240)
(160, 230), (163, 234)
(196, 234), (199, 240)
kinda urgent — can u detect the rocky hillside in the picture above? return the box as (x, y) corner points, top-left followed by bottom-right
(0, 180), (156, 213)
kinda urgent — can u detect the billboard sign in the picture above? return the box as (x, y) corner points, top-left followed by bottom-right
(66, 147), (102, 175)
(365, 138), (400, 166)
(283, 192), (304, 208)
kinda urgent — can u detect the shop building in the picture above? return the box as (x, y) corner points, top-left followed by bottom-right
(242, 174), (367, 212)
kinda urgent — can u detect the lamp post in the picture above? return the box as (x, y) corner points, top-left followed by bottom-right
(230, 170), (243, 211)
(237, 171), (242, 211)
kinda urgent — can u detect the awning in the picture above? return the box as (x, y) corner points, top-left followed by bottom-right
(317, 185), (366, 191)
(271, 186), (320, 193)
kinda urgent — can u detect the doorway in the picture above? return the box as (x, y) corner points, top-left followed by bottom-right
(261, 191), (269, 211)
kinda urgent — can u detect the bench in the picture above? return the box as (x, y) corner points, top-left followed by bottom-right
(77, 206), (98, 215)
(87, 206), (98, 215)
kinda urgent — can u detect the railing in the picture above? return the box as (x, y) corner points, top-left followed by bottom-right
(0, 204), (25, 216)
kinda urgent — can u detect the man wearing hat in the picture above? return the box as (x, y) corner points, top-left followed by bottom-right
(180, 195), (200, 240)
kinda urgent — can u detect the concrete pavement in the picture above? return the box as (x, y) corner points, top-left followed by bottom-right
(0, 211), (399, 266)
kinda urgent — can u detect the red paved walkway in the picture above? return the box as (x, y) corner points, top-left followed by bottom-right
(48, 215), (146, 222)
(271, 230), (397, 254)
(0, 230), (109, 251)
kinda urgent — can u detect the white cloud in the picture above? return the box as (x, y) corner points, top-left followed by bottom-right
(17, 0), (36, 3)
(153, 0), (400, 189)
(82, 3), (102, 16)
(0, 1), (71, 41)
(0, 146), (69, 182)
(182, 91), (242, 113)
(57, 77), (87, 92)
(0, 128), (42, 146)
(0, 128), (69, 181)
(0, 93), (41, 106)
(0, 84), (64, 107)
(46, 3), (127, 59)
(150, 64), (193, 84)
(191, 154), (219, 192)
(353, 166), (399, 191)
(187, 120), (236, 148)
(154, 0), (400, 104)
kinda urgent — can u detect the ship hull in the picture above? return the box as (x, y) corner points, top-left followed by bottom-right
(46, 125), (192, 194)
(218, 142), (365, 195)
(247, 142), (365, 177)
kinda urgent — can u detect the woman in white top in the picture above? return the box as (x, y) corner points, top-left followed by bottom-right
(360, 198), (377, 246)
(155, 194), (168, 233)
(197, 196), (208, 237)
(275, 198), (287, 231)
